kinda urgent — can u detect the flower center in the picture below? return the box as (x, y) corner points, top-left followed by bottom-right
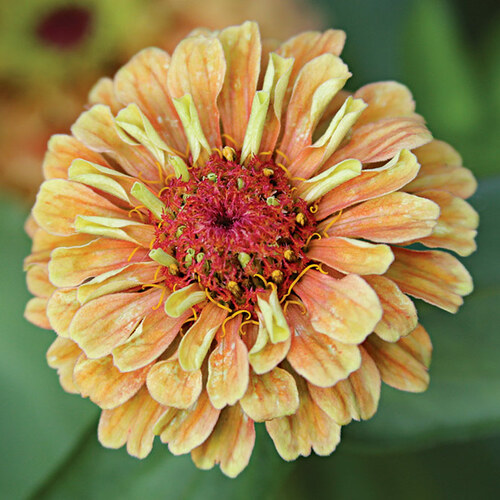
(36, 6), (93, 49)
(152, 152), (316, 311)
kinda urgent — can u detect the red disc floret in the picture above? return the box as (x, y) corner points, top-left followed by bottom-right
(152, 152), (315, 311)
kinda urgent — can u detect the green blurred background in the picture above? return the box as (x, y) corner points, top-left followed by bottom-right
(1, 0), (499, 498)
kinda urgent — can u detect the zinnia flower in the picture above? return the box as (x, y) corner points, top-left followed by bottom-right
(24, 22), (478, 477)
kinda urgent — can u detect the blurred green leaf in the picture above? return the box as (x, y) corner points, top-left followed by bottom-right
(0, 194), (98, 500)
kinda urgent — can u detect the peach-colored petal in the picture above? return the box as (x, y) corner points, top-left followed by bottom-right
(46, 289), (80, 338)
(265, 375), (341, 460)
(207, 316), (249, 409)
(413, 139), (462, 166)
(316, 149), (420, 219)
(24, 215), (39, 238)
(114, 48), (187, 152)
(326, 116), (431, 165)
(69, 290), (159, 358)
(168, 35), (226, 148)
(279, 54), (350, 161)
(286, 304), (361, 387)
(154, 390), (220, 455)
(146, 356), (202, 409)
(386, 247), (473, 313)
(88, 77), (122, 114)
(364, 326), (431, 393)
(191, 404), (255, 478)
(364, 275), (418, 342)
(98, 387), (164, 458)
(398, 324), (432, 368)
(295, 270), (382, 344)
(307, 236), (394, 275)
(218, 21), (261, 146)
(26, 264), (56, 298)
(33, 179), (128, 236)
(308, 346), (380, 424)
(321, 192), (439, 244)
(178, 303), (228, 371)
(43, 134), (109, 180)
(240, 367), (299, 421)
(112, 308), (189, 372)
(353, 81), (416, 126)
(48, 239), (149, 288)
(46, 337), (82, 394)
(412, 189), (478, 256)
(74, 354), (149, 409)
(24, 297), (50, 329)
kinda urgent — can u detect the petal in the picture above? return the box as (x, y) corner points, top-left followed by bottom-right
(207, 316), (249, 409)
(286, 304), (361, 387)
(309, 346), (381, 424)
(240, 367), (299, 421)
(218, 21), (261, 146)
(279, 54), (350, 161)
(257, 287), (290, 343)
(154, 390), (220, 455)
(33, 179), (127, 236)
(24, 297), (50, 329)
(321, 192), (439, 244)
(316, 148), (420, 219)
(307, 236), (394, 275)
(69, 290), (159, 358)
(414, 139), (462, 165)
(295, 270), (382, 344)
(114, 48), (187, 152)
(168, 35), (226, 148)
(191, 404), (255, 478)
(88, 77), (122, 114)
(46, 289), (80, 338)
(164, 283), (206, 318)
(364, 326), (431, 393)
(326, 116), (431, 165)
(386, 247), (473, 313)
(46, 337), (82, 393)
(74, 354), (149, 409)
(146, 357), (202, 409)
(247, 322), (290, 375)
(265, 375), (341, 461)
(178, 303), (228, 371)
(364, 275), (418, 342)
(26, 264), (56, 298)
(48, 239), (149, 287)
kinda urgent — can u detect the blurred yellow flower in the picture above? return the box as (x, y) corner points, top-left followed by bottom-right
(24, 22), (477, 477)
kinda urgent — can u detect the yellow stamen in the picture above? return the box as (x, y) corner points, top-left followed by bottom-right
(221, 309), (252, 338)
(283, 299), (307, 315)
(309, 203), (319, 214)
(152, 287), (167, 310)
(154, 265), (162, 281)
(280, 263), (323, 303)
(322, 209), (343, 238)
(155, 161), (164, 184)
(276, 162), (291, 177)
(127, 246), (141, 262)
(212, 147), (223, 159)
(222, 133), (238, 147)
(222, 146), (236, 162)
(263, 168), (274, 177)
(138, 172), (162, 185)
(204, 288), (232, 313)
(305, 232), (322, 247)
(191, 307), (198, 321)
(295, 212), (306, 226)
(253, 273), (269, 288)
(239, 319), (260, 335)
(275, 149), (290, 164)
(127, 206), (146, 221)
(271, 269), (284, 284)
(227, 280), (242, 297)
(291, 176), (307, 182)
(259, 151), (273, 156)
(284, 249), (296, 262)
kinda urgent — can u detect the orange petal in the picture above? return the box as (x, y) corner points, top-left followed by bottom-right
(321, 192), (439, 244)
(191, 404), (255, 478)
(33, 179), (127, 236)
(265, 375), (340, 460)
(364, 275), (418, 342)
(112, 308), (189, 372)
(69, 290), (159, 358)
(240, 367), (299, 421)
(308, 346), (380, 424)
(295, 270), (382, 344)
(353, 81), (416, 126)
(326, 116), (431, 165)
(168, 35), (225, 148)
(88, 77), (122, 114)
(287, 304), (361, 387)
(307, 236), (394, 275)
(364, 326), (431, 393)
(113, 48), (186, 152)
(74, 354), (149, 409)
(46, 288), (80, 338)
(412, 189), (478, 256)
(26, 264), (56, 298)
(98, 387), (164, 458)
(48, 238), (149, 287)
(24, 297), (50, 329)
(218, 22), (261, 146)
(146, 357), (202, 409)
(154, 390), (220, 455)
(386, 247), (473, 313)
(398, 324), (432, 368)
(46, 337), (83, 394)
(178, 303), (228, 371)
(316, 148), (420, 219)
(43, 134), (108, 180)
(207, 316), (249, 409)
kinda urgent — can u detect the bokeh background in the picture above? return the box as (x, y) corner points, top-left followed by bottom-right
(1, 0), (499, 498)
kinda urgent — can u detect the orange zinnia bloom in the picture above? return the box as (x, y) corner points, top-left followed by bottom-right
(25, 22), (478, 477)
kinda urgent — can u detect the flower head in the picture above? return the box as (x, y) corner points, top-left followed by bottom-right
(25, 22), (478, 477)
